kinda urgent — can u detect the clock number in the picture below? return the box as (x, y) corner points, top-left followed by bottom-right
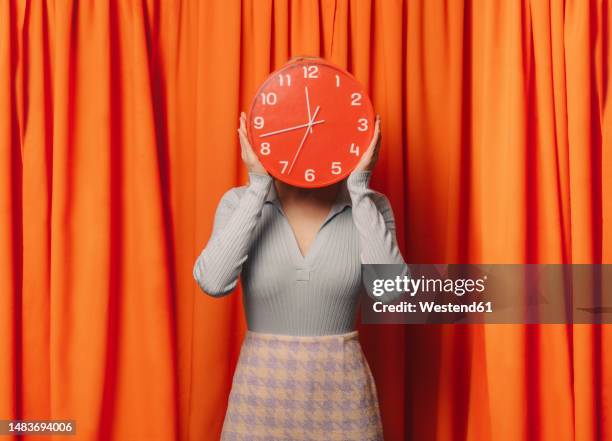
(279, 160), (289, 173)
(279, 74), (292, 86)
(350, 143), (360, 156)
(357, 118), (368, 131)
(351, 93), (362, 106)
(254, 117), (264, 129)
(260, 92), (277, 105)
(260, 142), (271, 155)
(335, 75), (340, 87)
(302, 65), (319, 78)
(331, 162), (342, 175)
(305, 169), (315, 182)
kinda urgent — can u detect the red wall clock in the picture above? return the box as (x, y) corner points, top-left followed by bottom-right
(247, 59), (374, 188)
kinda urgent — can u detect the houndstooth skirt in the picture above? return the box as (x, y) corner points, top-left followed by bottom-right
(220, 330), (384, 441)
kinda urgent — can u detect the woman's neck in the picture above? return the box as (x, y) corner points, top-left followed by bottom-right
(274, 180), (341, 206)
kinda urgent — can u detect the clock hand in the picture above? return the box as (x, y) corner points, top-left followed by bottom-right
(258, 119), (325, 138)
(305, 86), (313, 134)
(287, 105), (320, 175)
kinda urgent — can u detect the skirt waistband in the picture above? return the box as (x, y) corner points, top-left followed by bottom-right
(245, 330), (359, 343)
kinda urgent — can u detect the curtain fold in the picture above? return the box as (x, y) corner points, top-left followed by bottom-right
(1, 1), (610, 440)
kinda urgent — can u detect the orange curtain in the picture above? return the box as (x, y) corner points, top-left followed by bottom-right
(1, 1), (611, 440)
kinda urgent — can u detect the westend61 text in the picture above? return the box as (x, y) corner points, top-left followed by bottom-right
(373, 301), (494, 313)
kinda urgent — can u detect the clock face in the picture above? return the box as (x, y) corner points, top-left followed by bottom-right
(247, 59), (374, 188)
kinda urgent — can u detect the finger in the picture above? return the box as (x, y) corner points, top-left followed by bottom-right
(238, 129), (247, 155)
(238, 125), (248, 142)
(372, 147), (380, 162)
(244, 142), (259, 164)
(240, 128), (250, 144)
(360, 144), (375, 165)
(367, 126), (380, 152)
(239, 130), (254, 155)
(240, 138), (254, 164)
(373, 115), (381, 137)
(238, 128), (248, 146)
(355, 149), (372, 171)
(372, 117), (382, 147)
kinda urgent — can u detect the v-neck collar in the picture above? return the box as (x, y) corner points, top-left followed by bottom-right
(263, 180), (352, 264)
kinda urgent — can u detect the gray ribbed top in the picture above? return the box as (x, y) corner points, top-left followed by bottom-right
(193, 170), (406, 336)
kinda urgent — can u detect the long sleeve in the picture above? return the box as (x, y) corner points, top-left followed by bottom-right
(347, 170), (409, 303)
(193, 172), (273, 296)
(346, 170), (406, 265)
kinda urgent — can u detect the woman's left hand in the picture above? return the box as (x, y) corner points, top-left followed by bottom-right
(354, 114), (381, 172)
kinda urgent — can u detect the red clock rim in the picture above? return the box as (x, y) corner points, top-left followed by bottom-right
(246, 58), (375, 188)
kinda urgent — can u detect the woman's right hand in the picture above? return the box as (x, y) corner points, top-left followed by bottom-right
(238, 112), (268, 175)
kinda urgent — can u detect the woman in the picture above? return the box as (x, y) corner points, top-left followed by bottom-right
(194, 107), (406, 440)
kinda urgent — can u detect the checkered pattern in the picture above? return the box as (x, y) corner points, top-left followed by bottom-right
(220, 331), (384, 441)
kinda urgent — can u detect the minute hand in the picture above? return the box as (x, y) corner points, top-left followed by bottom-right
(287, 106), (320, 175)
(259, 119), (325, 138)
